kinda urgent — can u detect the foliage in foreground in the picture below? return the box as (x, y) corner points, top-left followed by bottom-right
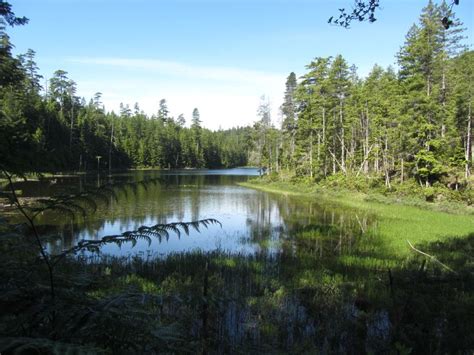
(0, 170), (221, 353)
(1, 227), (473, 353)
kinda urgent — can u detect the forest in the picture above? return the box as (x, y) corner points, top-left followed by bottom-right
(1, 0), (474, 354)
(252, 1), (472, 201)
(1, 45), (251, 173)
(1, 1), (472, 203)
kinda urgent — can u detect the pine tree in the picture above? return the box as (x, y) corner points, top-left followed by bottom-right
(328, 55), (351, 175)
(398, 0), (466, 186)
(191, 108), (204, 167)
(158, 98), (169, 123)
(449, 51), (473, 180)
(280, 72), (298, 169)
(295, 57), (331, 178)
(254, 96), (273, 173)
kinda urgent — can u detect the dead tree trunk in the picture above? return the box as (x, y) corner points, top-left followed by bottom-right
(466, 102), (472, 179)
(340, 100), (346, 173)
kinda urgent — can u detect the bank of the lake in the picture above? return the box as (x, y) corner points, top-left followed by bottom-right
(240, 179), (474, 258)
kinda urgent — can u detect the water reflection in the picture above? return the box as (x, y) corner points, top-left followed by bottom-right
(11, 169), (373, 258)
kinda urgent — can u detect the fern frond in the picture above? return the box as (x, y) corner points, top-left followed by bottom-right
(54, 218), (221, 260)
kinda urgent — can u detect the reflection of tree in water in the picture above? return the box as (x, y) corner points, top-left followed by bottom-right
(26, 171), (378, 264)
(38, 173), (257, 253)
(285, 209), (374, 259)
(242, 190), (374, 258)
(39, 181), (185, 252)
(243, 190), (284, 251)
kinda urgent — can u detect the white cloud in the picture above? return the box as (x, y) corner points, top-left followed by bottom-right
(69, 56), (284, 87)
(69, 56), (286, 130)
(102, 93), (262, 130)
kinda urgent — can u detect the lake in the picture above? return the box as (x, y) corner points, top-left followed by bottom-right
(12, 168), (372, 259)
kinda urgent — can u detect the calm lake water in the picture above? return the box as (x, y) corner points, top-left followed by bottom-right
(11, 168), (372, 258)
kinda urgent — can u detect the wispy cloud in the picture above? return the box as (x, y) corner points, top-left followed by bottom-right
(68, 57), (284, 86)
(67, 56), (285, 130)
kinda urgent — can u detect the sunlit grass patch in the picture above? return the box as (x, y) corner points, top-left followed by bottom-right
(122, 274), (160, 294)
(241, 180), (474, 258)
(338, 255), (399, 270)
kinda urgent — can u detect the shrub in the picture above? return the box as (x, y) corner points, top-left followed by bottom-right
(423, 187), (435, 202)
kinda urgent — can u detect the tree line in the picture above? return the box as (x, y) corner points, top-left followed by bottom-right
(0, 13), (251, 173)
(1, 0), (472, 190)
(254, 0), (472, 191)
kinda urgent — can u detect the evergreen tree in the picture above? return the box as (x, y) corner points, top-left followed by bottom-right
(253, 96), (275, 172)
(191, 108), (204, 167)
(158, 98), (169, 123)
(280, 72), (298, 170)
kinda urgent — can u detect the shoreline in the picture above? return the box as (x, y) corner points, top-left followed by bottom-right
(0, 166), (257, 183)
(238, 179), (474, 216)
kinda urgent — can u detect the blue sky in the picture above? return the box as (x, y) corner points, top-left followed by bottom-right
(9, 0), (474, 129)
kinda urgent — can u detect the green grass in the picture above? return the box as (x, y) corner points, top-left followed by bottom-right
(240, 180), (474, 258)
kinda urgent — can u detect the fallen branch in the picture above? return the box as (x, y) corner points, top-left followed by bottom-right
(406, 240), (457, 274)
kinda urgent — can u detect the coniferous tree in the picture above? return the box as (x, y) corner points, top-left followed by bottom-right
(256, 0), (471, 195)
(191, 108), (204, 167)
(281, 72), (298, 170)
